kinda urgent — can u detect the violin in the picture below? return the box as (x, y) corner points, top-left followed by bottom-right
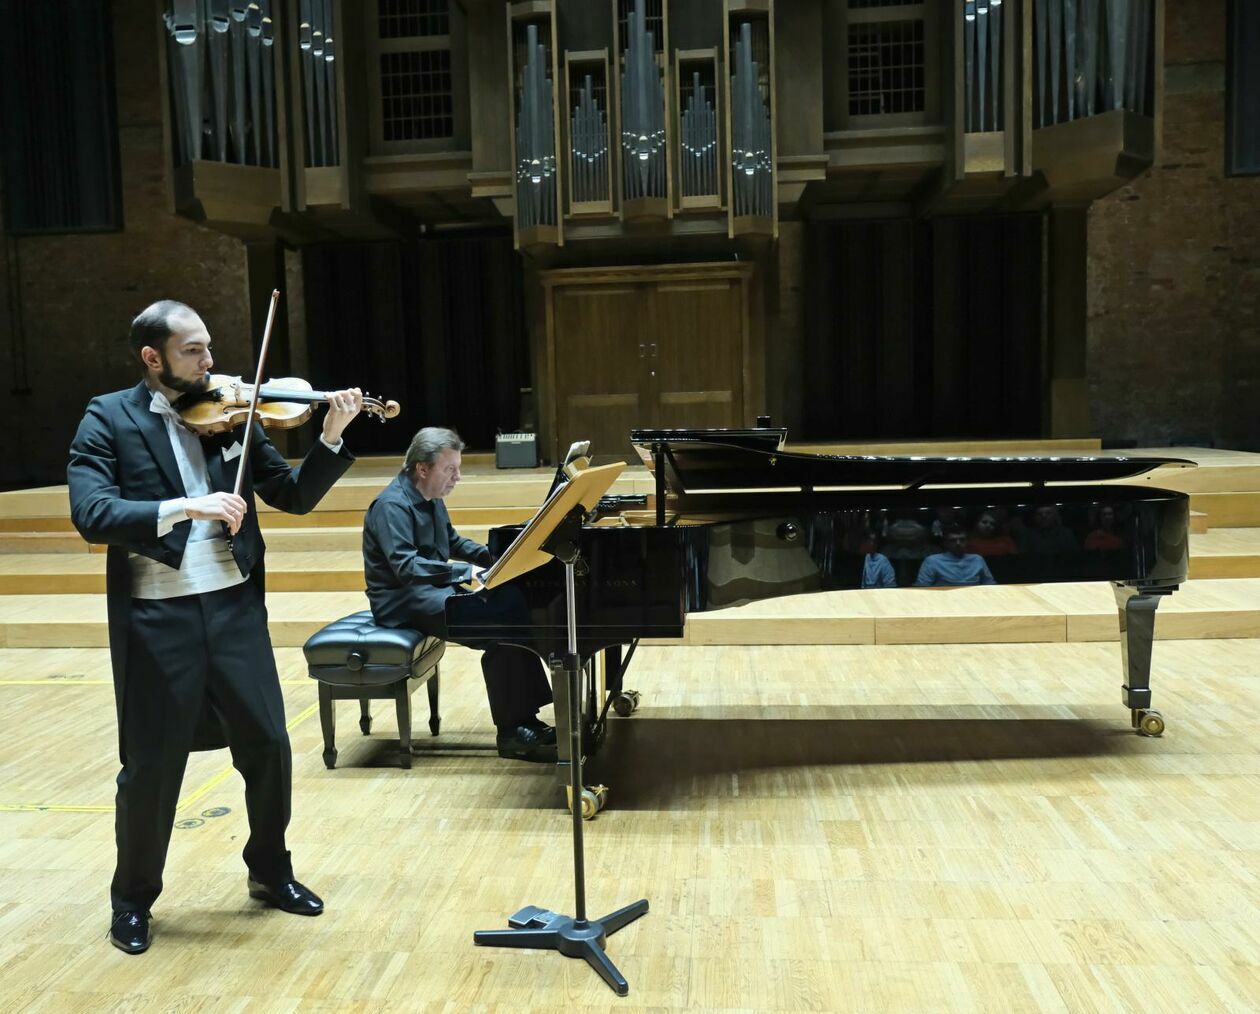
(175, 374), (401, 436)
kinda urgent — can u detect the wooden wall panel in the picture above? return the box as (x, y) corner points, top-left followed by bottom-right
(552, 285), (647, 458)
(653, 281), (743, 430)
(541, 262), (755, 462)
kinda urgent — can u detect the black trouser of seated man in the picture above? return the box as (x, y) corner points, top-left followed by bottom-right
(479, 642), (557, 761)
(402, 586), (556, 762)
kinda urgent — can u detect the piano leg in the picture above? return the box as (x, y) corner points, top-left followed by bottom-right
(1113, 582), (1176, 736)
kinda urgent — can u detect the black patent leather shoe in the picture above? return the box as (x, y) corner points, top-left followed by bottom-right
(109, 910), (151, 954)
(523, 718), (557, 746)
(247, 878), (324, 915)
(496, 722), (559, 762)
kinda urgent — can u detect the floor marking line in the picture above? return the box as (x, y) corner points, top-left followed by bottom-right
(0, 679), (308, 686)
(0, 703), (321, 816)
(0, 680), (112, 686)
(0, 804), (113, 813)
(175, 701), (320, 812)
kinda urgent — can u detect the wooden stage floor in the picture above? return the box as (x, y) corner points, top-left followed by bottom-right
(3, 636), (1260, 1011)
(3, 442), (1260, 1009)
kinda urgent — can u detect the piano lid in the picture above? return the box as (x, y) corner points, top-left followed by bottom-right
(629, 430), (1195, 492)
(631, 427), (788, 452)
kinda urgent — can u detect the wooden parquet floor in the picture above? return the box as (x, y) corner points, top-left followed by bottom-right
(3, 637), (1260, 1012)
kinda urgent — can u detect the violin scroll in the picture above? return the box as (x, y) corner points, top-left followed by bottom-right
(363, 392), (401, 423)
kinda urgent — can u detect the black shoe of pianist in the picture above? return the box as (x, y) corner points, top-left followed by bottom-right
(496, 721), (558, 762)
(109, 910), (152, 954)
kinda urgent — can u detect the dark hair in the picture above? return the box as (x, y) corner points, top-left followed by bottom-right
(404, 427), (465, 475)
(128, 300), (197, 358)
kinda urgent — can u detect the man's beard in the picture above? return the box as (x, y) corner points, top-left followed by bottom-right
(158, 354), (210, 396)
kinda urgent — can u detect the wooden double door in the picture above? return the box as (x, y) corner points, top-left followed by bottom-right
(540, 263), (758, 462)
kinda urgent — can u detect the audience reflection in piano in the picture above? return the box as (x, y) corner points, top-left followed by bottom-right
(837, 499), (1145, 588)
(446, 427), (1194, 791)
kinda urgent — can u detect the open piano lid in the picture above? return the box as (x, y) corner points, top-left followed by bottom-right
(629, 429), (1196, 492)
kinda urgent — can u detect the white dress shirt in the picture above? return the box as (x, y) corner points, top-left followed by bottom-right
(129, 388), (342, 600)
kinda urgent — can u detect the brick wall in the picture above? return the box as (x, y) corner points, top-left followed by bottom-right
(0, 0), (251, 487)
(1088, 0), (1260, 449)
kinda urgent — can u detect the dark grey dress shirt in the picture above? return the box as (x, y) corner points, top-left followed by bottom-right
(362, 470), (493, 631)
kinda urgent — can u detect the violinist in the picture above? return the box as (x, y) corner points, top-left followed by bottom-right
(68, 299), (362, 955)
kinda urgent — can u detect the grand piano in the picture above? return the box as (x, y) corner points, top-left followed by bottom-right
(447, 428), (1193, 802)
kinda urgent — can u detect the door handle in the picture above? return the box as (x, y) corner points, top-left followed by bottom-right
(650, 342), (657, 357)
(639, 343), (645, 358)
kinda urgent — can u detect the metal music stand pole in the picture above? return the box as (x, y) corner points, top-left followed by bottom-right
(472, 506), (649, 996)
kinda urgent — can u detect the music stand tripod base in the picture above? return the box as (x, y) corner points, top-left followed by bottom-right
(474, 901), (649, 996)
(472, 503), (648, 996)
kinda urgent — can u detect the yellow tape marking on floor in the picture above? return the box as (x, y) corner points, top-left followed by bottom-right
(175, 701), (320, 812)
(0, 702), (320, 815)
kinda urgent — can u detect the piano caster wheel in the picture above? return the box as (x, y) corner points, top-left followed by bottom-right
(359, 715), (372, 736)
(612, 690), (641, 718)
(566, 784), (608, 820)
(1134, 709), (1165, 737)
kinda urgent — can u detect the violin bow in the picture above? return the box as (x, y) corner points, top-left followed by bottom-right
(233, 288), (280, 498)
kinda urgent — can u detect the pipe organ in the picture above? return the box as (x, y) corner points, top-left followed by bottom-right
(514, 24), (558, 231)
(676, 57), (720, 207)
(507, 6), (562, 247)
(1033, 0), (1154, 127)
(963, 0), (1004, 133)
(565, 53), (613, 213)
(153, 1), (1165, 246)
(163, 0), (278, 167)
(616, 0), (669, 215)
(725, 4), (775, 237)
(160, 0), (363, 238)
(298, 0), (339, 168)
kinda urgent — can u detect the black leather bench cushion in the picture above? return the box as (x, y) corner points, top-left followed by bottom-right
(304, 611), (445, 687)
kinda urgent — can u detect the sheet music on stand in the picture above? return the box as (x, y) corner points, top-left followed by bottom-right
(543, 440), (592, 499)
(472, 457), (625, 591)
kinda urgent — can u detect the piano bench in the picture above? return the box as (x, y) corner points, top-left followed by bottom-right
(303, 611), (446, 770)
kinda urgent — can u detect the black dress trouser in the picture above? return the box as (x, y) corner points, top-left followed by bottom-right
(409, 586), (553, 729)
(112, 578), (293, 913)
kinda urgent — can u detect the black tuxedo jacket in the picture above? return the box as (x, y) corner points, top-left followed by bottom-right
(68, 381), (354, 758)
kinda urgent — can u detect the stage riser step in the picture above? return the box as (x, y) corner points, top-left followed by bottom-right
(1189, 492), (1260, 527)
(2, 555), (1256, 595)
(1, 581), (1256, 649)
(0, 508), (531, 534)
(0, 473), (649, 520)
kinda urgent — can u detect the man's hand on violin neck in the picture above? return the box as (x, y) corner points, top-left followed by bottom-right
(321, 388), (364, 445)
(185, 492), (249, 535)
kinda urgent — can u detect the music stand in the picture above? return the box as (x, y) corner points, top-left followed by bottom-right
(472, 460), (649, 996)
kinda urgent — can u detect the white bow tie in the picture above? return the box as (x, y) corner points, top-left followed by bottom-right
(150, 392), (192, 431)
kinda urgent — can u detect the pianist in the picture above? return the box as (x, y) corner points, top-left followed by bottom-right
(362, 427), (557, 762)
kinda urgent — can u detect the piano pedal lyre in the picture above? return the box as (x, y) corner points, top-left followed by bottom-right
(611, 690), (641, 718)
(566, 783), (608, 820)
(1131, 709), (1166, 737)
